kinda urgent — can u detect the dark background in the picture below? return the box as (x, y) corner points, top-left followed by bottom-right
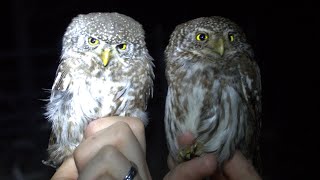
(0, 0), (318, 179)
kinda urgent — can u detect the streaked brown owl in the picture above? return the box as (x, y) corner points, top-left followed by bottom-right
(43, 12), (154, 168)
(164, 16), (261, 170)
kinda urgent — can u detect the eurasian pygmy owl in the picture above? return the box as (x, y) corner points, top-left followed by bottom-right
(43, 12), (154, 168)
(164, 16), (261, 170)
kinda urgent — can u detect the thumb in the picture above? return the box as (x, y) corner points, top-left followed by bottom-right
(223, 151), (261, 180)
(164, 153), (217, 180)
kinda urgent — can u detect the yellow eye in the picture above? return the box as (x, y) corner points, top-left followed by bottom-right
(228, 33), (234, 42)
(88, 37), (99, 46)
(117, 43), (127, 50)
(196, 33), (208, 41)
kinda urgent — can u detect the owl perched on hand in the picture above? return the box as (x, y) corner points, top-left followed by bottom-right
(164, 16), (261, 170)
(43, 12), (154, 168)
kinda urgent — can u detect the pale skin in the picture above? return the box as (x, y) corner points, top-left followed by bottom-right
(51, 117), (261, 180)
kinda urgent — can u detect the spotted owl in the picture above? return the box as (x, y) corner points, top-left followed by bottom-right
(43, 12), (154, 168)
(164, 16), (261, 170)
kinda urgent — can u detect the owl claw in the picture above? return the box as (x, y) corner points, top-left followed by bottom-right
(178, 142), (204, 162)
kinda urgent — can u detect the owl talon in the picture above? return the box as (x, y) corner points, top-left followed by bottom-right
(178, 142), (203, 162)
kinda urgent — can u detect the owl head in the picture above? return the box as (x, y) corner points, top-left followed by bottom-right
(165, 16), (253, 61)
(60, 12), (150, 68)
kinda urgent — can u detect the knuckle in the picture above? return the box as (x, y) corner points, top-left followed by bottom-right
(85, 120), (99, 137)
(114, 121), (132, 134)
(130, 119), (145, 135)
(99, 145), (118, 161)
(112, 121), (133, 142)
(202, 154), (217, 173)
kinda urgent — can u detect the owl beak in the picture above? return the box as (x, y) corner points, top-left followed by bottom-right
(101, 48), (111, 66)
(211, 38), (224, 56)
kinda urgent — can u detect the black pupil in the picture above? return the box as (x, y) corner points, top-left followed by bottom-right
(199, 34), (206, 41)
(90, 38), (97, 43)
(118, 44), (124, 49)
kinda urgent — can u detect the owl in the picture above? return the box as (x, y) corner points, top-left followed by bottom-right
(43, 12), (154, 168)
(164, 16), (261, 170)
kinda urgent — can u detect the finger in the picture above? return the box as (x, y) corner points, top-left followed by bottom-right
(84, 116), (146, 152)
(164, 153), (217, 180)
(75, 121), (150, 180)
(177, 131), (195, 147)
(223, 151), (261, 180)
(51, 157), (78, 180)
(79, 145), (136, 180)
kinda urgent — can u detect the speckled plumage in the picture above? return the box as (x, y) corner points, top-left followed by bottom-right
(164, 16), (262, 170)
(43, 12), (154, 167)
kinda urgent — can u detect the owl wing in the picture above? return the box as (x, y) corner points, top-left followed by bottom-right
(44, 59), (76, 167)
(46, 59), (73, 123)
(237, 54), (262, 122)
(51, 60), (72, 92)
(237, 54), (262, 170)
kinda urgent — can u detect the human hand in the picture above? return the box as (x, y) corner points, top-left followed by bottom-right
(165, 151), (261, 180)
(51, 116), (151, 180)
(164, 133), (261, 180)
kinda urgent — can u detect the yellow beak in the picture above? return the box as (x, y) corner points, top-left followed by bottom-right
(101, 49), (111, 66)
(211, 38), (224, 56)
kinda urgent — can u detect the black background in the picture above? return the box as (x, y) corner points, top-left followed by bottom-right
(0, 0), (318, 179)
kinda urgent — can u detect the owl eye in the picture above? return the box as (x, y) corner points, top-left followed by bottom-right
(196, 33), (209, 41)
(88, 37), (100, 46)
(228, 33), (235, 42)
(116, 43), (127, 50)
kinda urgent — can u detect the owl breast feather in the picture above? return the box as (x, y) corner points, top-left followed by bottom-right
(165, 64), (249, 163)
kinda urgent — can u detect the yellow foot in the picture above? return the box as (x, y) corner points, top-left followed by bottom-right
(178, 142), (203, 162)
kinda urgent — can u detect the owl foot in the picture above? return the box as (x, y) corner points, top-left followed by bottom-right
(178, 142), (204, 162)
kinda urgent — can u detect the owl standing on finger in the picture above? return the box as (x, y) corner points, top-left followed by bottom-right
(164, 16), (262, 170)
(43, 12), (154, 168)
